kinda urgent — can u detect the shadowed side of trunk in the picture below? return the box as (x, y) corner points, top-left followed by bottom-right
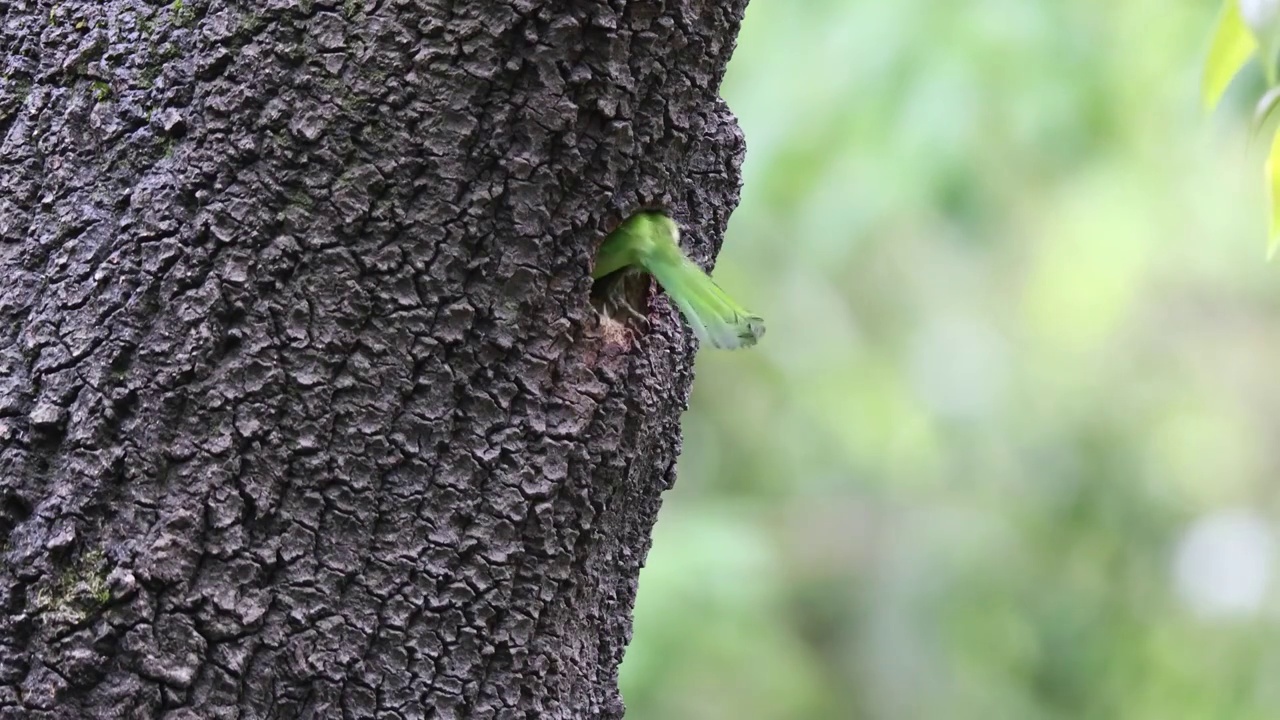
(0, 1), (747, 717)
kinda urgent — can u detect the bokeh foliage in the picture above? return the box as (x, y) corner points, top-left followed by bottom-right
(621, 0), (1280, 718)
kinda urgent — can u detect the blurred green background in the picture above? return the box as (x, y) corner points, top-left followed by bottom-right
(619, 0), (1280, 718)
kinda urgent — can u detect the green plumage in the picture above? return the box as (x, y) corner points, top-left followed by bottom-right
(592, 212), (764, 350)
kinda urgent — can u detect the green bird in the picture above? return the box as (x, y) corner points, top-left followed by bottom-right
(591, 211), (764, 350)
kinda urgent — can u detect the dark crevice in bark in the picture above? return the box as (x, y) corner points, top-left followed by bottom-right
(1, 0), (749, 717)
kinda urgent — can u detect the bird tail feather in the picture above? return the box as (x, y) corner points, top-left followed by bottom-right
(645, 252), (765, 350)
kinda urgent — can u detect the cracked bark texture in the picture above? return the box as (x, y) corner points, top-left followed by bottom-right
(0, 1), (748, 718)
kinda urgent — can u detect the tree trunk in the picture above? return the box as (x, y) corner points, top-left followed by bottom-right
(0, 1), (747, 718)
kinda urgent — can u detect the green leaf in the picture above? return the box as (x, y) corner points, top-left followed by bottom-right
(1266, 126), (1280, 258)
(1203, 0), (1259, 111)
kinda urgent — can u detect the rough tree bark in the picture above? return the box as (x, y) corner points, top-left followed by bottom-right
(0, 0), (748, 718)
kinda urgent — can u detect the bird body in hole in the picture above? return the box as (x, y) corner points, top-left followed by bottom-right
(592, 212), (764, 350)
